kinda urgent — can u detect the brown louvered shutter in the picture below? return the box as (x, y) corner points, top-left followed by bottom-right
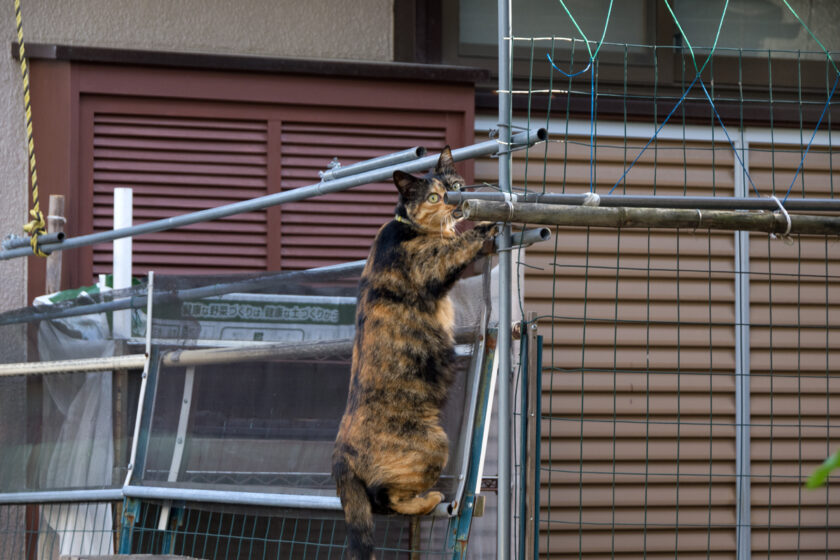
(278, 121), (448, 270)
(27, 58), (479, 298)
(90, 113), (270, 276)
(477, 133), (742, 557)
(747, 143), (840, 556)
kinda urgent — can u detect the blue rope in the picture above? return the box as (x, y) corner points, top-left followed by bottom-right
(548, 0), (839, 202)
(783, 71), (840, 202)
(696, 79), (760, 197)
(607, 74), (700, 194)
(546, 54), (598, 193)
(546, 54), (591, 78)
(588, 64), (595, 192)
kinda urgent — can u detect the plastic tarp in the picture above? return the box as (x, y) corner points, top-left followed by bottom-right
(33, 286), (115, 558)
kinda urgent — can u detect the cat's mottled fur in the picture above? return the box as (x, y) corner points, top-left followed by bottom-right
(332, 147), (495, 559)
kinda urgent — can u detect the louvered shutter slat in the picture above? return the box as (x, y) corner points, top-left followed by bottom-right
(92, 113), (269, 275)
(279, 121), (448, 270)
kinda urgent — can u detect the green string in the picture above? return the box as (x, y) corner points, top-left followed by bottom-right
(556, 0), (613, 61)
(781, 0), (839, 75)
(663, 0), (729, 75)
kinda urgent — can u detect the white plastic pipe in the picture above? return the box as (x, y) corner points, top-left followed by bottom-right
(113, 187), (133, 338)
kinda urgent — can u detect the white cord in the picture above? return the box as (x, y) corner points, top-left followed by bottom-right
(582, 192), (601, 207)
(769, 195), (792, 239)
(502, 192), (517, 222)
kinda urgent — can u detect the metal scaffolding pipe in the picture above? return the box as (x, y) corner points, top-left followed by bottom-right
(1, 231), (65, 250)
(497, 0), (514, 557)
(122, 485), (455, 517)
(0, 223), (549, 328)
(462, 200), (840, 235)
(163, 339), (353, 367)
(320, 146), (426, 181)
(0, 489), (123, 504)
(446, 191), (840, 212)
(0, 132), (545, 260)
(161, 326), (479, 368)
(0, 259), (367, 326)
(508, 227), (551, 248)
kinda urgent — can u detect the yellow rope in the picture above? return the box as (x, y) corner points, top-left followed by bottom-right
(15, 0), (47, 257)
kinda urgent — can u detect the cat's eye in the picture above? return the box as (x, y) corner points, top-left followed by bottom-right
(427, 193), (441, 203)
(451, 182), (463, 191)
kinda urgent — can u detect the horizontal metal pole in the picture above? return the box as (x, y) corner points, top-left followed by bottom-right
(0, 222), (545, 328)
(446, 191), (840, 212)
(161, 326), (479, 368)
(163, 339), (353, 367)
(0, 488), (123, 504)
(320, 146), (426, 181)
(0, 130), (546, 260)
(123, 485), (455, 517)
(0, 485), (456, 515)
(508, 227), (551, 249)
(1, 231), (65, 250)
(124, 485), (342, 511)
(0, 259), (367, 326)
(0, 354), (146, 377)
(463, 200), (840, 236)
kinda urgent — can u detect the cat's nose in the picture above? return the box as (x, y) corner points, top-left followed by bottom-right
(452, 208), (464, 219)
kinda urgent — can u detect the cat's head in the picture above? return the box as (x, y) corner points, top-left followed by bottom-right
(392, 146), (465, 234)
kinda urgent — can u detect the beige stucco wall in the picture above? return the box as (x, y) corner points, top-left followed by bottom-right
(21, 0), (394, 60)
(0, 0), (394, 356)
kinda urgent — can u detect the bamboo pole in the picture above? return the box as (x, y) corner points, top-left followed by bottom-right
(462, 200), (840, 236)
(0, 354), (146, 377)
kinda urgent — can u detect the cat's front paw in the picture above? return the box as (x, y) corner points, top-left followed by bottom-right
(473, 222), (499, 238)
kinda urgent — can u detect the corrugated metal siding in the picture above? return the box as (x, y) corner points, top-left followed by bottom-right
(91, 114), (270, 275)
(747, 143), (840, 557)
(477, 133), (741, 558)
(279, 121), (447, 270)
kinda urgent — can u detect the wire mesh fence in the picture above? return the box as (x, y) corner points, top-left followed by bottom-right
(489, 4), (840, 555)
(0, 502), (119, 559)
(0, 259), (500, 559)
(120, 501), (456, 560)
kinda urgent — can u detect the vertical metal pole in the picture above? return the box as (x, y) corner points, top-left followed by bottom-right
(45, 194), (65, 293)
(733, 139), (752, 560)
(497, 0), (513, 557)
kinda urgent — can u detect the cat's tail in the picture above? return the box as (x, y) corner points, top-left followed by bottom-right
(336, 471), (375, 560)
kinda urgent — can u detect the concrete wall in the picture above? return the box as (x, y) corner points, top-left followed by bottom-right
(0, 0), (393, 331)
(21, 0), (393, 60)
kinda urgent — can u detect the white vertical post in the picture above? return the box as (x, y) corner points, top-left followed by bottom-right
(113, 188), (133, 338)
(733, 139), (752, 560)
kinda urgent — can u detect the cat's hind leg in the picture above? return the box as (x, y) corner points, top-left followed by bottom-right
(387, 489), (444, 516)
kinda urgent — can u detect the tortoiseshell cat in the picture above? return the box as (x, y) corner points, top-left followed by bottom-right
(332, 147), (496, 559)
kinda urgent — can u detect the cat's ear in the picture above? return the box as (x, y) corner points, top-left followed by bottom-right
(435, 146), (456, 174)
(393, 170), (419, 199)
